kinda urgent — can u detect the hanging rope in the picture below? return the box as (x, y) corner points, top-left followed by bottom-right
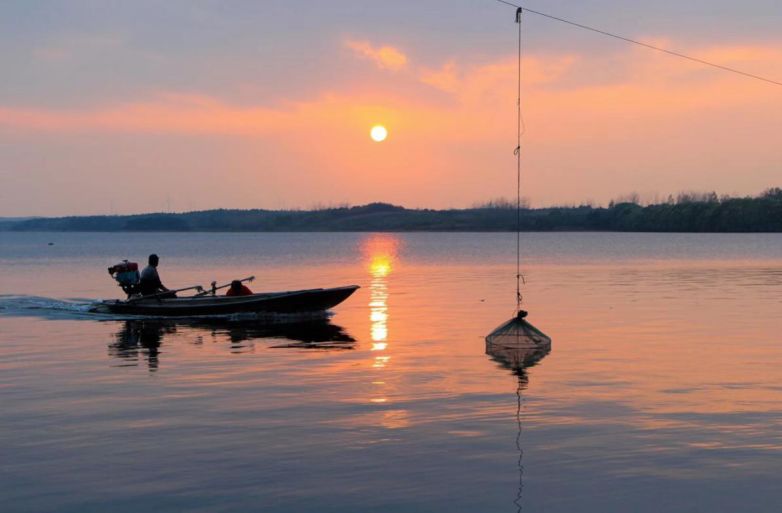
(515, 7), (524, 314)
(493, 0), (782, 88)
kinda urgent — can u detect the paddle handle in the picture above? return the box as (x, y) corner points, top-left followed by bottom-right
(128, 284), (204, 302)
(196, 276), (255, 297)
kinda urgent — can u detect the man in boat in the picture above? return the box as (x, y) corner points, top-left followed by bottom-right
(139, 254), (174, 297)
(226, 280), (253, 297)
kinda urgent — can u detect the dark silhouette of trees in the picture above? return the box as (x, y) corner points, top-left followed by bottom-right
(7, 188), (782, 233)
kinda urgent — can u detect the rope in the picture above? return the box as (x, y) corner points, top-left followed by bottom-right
(514, 376), (525, 512)
(515, 8), (523, 312)
(493, 0), (782, 88)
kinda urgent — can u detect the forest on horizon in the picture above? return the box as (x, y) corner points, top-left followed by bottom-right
(3, 188), (782, 233)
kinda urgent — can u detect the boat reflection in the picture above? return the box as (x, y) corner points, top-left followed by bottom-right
(486, 335), (551, 513)
(109, 318), (356, 371)
(111, 319), (171, 371)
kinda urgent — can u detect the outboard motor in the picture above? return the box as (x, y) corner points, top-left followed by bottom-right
(108, 260), (140, 296)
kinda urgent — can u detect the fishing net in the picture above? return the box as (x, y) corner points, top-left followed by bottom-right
(486, 312), (551, 371)
(485, 9), (553, 374)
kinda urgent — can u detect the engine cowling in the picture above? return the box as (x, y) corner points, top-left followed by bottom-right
(108, 260), (140, 295)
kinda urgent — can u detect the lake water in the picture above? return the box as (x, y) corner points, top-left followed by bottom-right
(1, 232), (781, 512)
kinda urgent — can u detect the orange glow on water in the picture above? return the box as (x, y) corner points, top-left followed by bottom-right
(366, 238), (398, 278)
(363, 234), (399, 346)
(370, 258), (392, 278)
(362, 235), (402, 401)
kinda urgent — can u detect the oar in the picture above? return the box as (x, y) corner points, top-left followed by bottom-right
(128, 284), (204, 302)
(195, 276), (255, 297)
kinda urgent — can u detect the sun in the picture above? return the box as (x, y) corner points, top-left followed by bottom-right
(370, 125), (388, 142)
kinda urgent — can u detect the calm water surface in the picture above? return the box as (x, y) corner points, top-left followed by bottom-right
(1, 232), (781, 512)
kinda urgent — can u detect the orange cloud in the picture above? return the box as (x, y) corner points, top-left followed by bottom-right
(2, 40), (780, 211)
(419, 60), (460, 93)
(420, 54), (576, 97)
(0, 94), (289, 135)
(3, 41), (777, 138)
(345, 39), (408, 71)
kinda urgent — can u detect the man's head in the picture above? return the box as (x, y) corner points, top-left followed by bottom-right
(148, 254), (159, 267)
(230, 280), (242, 292)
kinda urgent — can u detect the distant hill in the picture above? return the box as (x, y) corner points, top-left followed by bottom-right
(0, 217), (39, 230)
(4, 190), (782, 233)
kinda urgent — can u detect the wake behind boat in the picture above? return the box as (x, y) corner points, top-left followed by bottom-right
(90, 259), (359, 317)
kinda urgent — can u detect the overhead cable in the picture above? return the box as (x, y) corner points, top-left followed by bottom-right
(492, 0), (782, 87)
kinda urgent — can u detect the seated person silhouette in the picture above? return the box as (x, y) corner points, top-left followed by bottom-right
(139, 254), (176, 298)
(225, 280), (253, 297)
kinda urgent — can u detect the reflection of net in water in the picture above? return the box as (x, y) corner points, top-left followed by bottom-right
(486, 315), (551, 513)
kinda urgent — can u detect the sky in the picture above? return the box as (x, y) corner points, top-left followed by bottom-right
(0, 0), (780, 216)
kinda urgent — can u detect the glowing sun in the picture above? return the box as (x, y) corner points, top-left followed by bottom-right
(370, 125), (388, 142)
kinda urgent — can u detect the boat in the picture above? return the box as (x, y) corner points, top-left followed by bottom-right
(91, 285), (360, 317)
(93, 260), (360, 317)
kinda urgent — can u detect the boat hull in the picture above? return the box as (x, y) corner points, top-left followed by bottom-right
(92, 285), (359, 317)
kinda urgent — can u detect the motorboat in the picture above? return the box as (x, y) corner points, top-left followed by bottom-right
(93, 261), (359, 317)
(91, 285), (359, 317)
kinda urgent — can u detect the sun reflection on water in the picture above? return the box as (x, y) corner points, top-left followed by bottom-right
(369, 260), (390, 349)
(362, 235), (400, 401)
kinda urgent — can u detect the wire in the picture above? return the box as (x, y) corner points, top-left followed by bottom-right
(515, 8), (523, 312)
(493, 0), (782, 87)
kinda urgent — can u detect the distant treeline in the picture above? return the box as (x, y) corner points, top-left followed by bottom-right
(5, 188), (782, 233)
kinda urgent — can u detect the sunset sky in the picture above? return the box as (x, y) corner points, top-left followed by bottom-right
(1, 0), (780, 216)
